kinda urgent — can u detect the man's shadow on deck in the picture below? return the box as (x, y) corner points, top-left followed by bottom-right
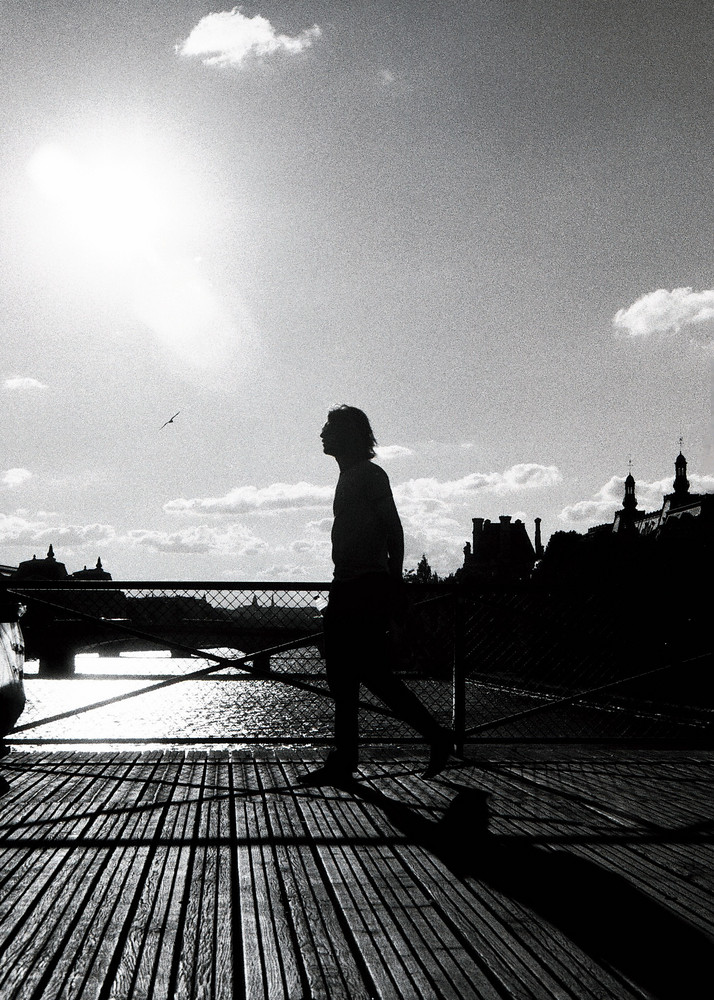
(350, 780), (714, 1000)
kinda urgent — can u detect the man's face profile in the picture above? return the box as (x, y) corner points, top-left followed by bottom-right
(320, 419), (346, 457)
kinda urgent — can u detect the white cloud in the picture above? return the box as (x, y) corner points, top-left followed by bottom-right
(4, 377), (47, 391)
(559, 472), (714, 526)
(375, 444), (414, 461)
(0, 509), (265, 565)
(47, 523), (117, 546)
(166, 464), (560, 519)
(394, 464), (562, 504)
(126, 524), (267, 557)
(165, 481), (333, 516)
(613, 287), (714, 344)
(159, 462), (561, 577)
(2, 468), (32, 489)
(393, 464), (560, 574)
(178, 9), (322, 67)
(0, 513), (115, 547)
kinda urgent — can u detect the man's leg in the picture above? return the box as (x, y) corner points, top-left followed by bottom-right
(298, 595), (360, 785)
(361, 647), (442, 742)
(360, 621), (454, 778)
(325, 626), (360, 773)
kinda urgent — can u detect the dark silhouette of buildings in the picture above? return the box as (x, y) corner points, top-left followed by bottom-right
(10, 546), (112, 582)
(72, 558), (112, 581)
(459, 516), (543, 583)
(12, 544), (70, 581)
(588, 449), (713, 541)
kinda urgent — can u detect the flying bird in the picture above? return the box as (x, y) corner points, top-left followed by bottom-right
(160, 411), (180, 429)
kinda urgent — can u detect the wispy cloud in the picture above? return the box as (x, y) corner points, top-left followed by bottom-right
(375, 444), (414, 461)
(177, 8), (322, 67)
(4, 377), (47, 391)
(2, 468), (32, 489)
(166, 464), (561, 518)
(392, 464), (560, 573)
(165, 482), (333, 516)
(394, 464), (562, 504)
(613, 287), (714, 345)
(0, 513), (114, 547)
(127, 524), (267, 557)
(160, 463), (561, 576)
(559, 472), (714, 526)
(0, 511), (266, 566)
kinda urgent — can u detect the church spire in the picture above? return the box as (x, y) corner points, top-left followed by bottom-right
(622, 458), (637, 513)
(673, 440), (689, 502)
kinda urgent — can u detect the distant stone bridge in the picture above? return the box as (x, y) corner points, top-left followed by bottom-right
(11, 589), (325, 676)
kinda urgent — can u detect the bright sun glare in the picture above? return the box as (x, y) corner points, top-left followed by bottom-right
(25, 139), (247, 376)
(27, 142), (174, 260)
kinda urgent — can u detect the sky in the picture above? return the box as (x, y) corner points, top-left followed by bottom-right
(1, 0), (714, 581)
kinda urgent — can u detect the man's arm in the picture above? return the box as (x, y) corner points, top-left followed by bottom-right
(377, 494), (404, 580)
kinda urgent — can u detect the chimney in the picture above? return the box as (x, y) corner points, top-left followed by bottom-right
(499, 515), (511, 562)
(534, 517), (543, 558)
(472, 517), (484, 551)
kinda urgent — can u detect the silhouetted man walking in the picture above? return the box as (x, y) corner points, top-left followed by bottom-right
(299, 405), (453, 786)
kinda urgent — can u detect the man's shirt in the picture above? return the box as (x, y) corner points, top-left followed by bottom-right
(331, 460), (400, 580)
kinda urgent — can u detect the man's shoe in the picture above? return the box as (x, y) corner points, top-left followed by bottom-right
(423, 729), (455, 780)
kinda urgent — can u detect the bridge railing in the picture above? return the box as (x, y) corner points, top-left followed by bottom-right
(4, 580), (462, 747)
(4, 580), (711, 746)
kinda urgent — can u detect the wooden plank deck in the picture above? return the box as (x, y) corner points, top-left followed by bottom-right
(0, 746), (713, 1000)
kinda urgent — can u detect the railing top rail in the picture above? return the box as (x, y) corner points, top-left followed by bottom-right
(1, 579), (464, 592)
(3, 580), (333, 591)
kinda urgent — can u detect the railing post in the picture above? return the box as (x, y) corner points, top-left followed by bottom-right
(451, 592), (465, 755)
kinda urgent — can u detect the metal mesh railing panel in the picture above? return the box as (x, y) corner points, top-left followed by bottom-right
(6, 581), (458, 744)
(460, 587), (713, 740)
(5, 580), (710, 744)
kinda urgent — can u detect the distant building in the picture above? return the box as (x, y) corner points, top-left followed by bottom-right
(460, 515), (543, 583)
(11, 544), (69, 581)
(589, 449), (714, 541)
(72, 558), (112, 581)
(10, 546), (112, 581)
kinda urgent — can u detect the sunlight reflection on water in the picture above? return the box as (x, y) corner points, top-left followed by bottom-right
(18, 653), (335, 744)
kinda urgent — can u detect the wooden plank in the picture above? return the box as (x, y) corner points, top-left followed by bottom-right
(295, 778), (448, 1000)
(0, 748), (712, 1000)
(171, 753), (212, 999)
(443, 759), (714, 997)
(354, 765), (616, 1000)
(0, 753), (165, 998)
(342, 788), (506, 999)
(174, 752), (233, 1000)
(0, 750), (72, 825)
(69, 752), (186, 1000)
(26, 753), (177, 1000)
(126, 753), (200, 1000)
(213, 754), (237, 1000)
(506, 759), (714, 899)
(235, 758), (304, 999)
(0, 753), (132, 981)
(263, 760), (372, 999)
(104, 752), (191, 1000)
(489, 762), (714, 932)
(384, 766), (634, 1000)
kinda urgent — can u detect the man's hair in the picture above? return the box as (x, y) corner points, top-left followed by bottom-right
(327, 405), (377, 459)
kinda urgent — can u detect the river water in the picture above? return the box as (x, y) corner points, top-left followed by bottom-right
(15, 651), (345, 747)
(13, 648), (710, 748)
